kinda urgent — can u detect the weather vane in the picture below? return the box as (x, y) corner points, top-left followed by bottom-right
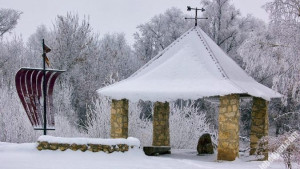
(185, 6), (208, 26)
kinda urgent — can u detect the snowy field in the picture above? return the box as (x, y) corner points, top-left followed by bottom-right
(0, 142), (285, 169)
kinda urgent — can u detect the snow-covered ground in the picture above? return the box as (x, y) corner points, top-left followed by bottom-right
(0, 142), (285, 169)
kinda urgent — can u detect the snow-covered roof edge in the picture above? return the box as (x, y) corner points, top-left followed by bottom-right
(97, 26), (282, 102)
(96, 28), (197, 96)
(129, 27), (195, 78)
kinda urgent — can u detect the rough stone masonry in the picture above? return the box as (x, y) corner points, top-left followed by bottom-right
(152, 102), (170, 146)
(111, 99), (129, 138)
(250, 97), (269, 160)
(217, 94), (240, 161)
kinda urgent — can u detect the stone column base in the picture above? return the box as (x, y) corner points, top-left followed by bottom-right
(217, 94), (240, 161)
(111, 99), (128, 138)
(250, 97), (268, 160)
(152, 102), (170, 146)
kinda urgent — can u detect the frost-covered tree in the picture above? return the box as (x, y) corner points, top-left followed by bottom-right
(134, 4), (264, 65)
(238, 30), (280, 86)
(48, 13), (139, 126)
(51, 13), (98, 71)
(26, 25), (50, 68)
(84, 96), (111, 138)
(133, 7), (193, 63)
(0, 36), (26, 89)
(128, 102), (153, 146)
(239, 0), (300, 135)
(84, 97), (216, 148)
(200, 0), (266, 64)
(0, 85), (82, 142)
(257, 132), (300, 169)
(170, 101), (218, 149)
(200, 0), (240, 48)
(0, 8), (22, 37)
(49, 13), (101, 124)
(99, 33), (139, 82)
(0, 8), (24, 83)
(264, 0), (300, 106)
(0, 9), (36, 143)
(0, 86), (39, 143)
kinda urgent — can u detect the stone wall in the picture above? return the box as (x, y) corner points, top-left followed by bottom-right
(37, 141), (134, 153)
(250, 97), (268, 160)
(111, 99), (128, 138)
(152, 102), (170, 146)
(217, 94), (240, 161)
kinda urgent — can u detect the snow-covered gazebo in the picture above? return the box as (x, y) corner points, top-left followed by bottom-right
(97, 27), (281, 161)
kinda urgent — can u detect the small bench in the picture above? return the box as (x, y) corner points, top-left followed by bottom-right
(143, 146), (171, 156)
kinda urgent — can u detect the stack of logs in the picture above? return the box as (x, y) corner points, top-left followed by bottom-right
(37, 141), (134, 153)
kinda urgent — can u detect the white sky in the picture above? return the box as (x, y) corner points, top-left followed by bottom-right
(0, 0), (270, 45)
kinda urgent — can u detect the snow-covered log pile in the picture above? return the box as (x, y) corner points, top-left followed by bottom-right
(37, 136), (140, 153)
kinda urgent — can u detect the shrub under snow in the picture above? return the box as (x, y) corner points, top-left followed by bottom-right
(86, 97), (217, 149)
(257, 131), (300, 169)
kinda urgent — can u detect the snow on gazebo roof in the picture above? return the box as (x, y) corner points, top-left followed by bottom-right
(97, 27), (281, 102)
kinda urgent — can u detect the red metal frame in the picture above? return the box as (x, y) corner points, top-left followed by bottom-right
(15, 68), (65, 129)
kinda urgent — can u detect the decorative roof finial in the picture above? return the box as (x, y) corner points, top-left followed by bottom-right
(185, 6), (208, 26)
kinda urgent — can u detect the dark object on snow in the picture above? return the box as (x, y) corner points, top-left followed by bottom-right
(197, 133), (214, 154)
(143, 146), (171, 156)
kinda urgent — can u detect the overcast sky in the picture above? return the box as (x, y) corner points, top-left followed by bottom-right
(1, 0), (270, 45)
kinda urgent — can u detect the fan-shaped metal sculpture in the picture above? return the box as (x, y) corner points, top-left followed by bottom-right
(15, 68), (64, 130)
(15, 39), (65, 135)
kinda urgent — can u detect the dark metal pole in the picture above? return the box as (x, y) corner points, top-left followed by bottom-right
(42, 39), (47, 135)
(195, 8), (198, 26)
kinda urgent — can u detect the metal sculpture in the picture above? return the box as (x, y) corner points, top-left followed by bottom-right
(15, 39), (65, 135)
(184, 6), (208, 26)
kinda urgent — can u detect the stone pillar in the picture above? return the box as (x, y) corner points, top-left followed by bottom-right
(217, 94), (240, 161)
(152, 102), (170, 146)
(110, 99), (128, 138)
(250, 97), (269, 160)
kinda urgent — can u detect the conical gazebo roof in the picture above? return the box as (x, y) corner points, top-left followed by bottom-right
(98, 27), (281, 102)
